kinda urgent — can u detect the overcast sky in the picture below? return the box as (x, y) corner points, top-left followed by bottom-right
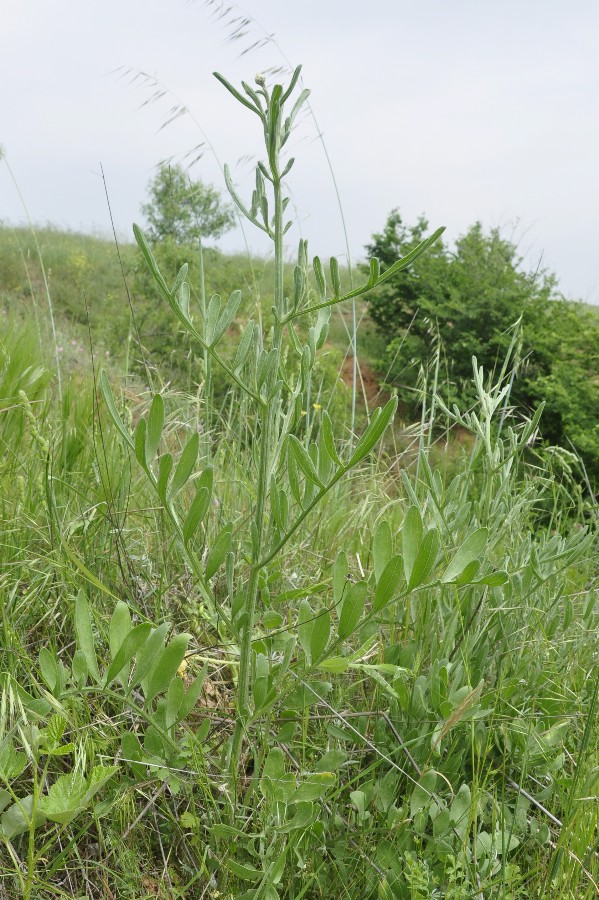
(1, 0), (598, 303)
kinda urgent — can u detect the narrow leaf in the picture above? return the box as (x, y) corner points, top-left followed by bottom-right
(214, 289), (242, 343)
(402, 506), (423, 586)
(288, 435), (324, 488)
(145, 633), (191, 703)
(408, 527), (440, 590)
(373, 519), (392, 582)
(183, 487), (210, 545)
(205, 525), (232, 579)
(313, 256), (326, 300)
(348, 397), (397, 467)
(100, 372), (133, 448)
(169, 433), (199, 499)
(109, 601), (132, 661)
(74, 591), (100, 684)
(310, 607), (330, 663)
(338, 581), (367, 640)
(105, 623), (153, 687)
(321, 411), (342, 466)
(233, 320), (255, 371)
(157, 454), (173, 502)
(373, 556), (403, 612)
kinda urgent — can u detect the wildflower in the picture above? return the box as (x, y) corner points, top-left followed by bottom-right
(312, 403), (322, 411)
(177, 658), (188, 678)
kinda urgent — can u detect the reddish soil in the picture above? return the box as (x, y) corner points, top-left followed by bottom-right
(340, 356), (389, 409)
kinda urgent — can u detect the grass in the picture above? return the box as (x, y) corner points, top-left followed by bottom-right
(0, 71), (598, 900)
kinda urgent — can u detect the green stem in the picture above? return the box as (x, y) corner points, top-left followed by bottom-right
(230, 174), (285, 779)
(198, 233), (213, 459)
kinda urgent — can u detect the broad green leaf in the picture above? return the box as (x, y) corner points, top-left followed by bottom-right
(157, 453), (173, 502)
(314, 749), (348, 772)
(233, 320), (255, 371)
(177, 667), (208, 721)
(287, 450), (303, 506)
(183, 487), (210, 544)
(260, 748), (294, 804)
(338, 581), (367, 640)
(105, 622), (153, 687)
(177, 281), (190, 319)
(287, 435), (324, 488)
(225, 860), (263, 882)
(165, 676), (185, 728)
(145, 632), (191, 703)
(333, 551), (348, 606)
(408, 528), (440, 590)
(169, 432), (199, 499)
(277, 801), (316, 833)
(450, 783), (471, 838)
(298, 599), (313, 663)
(41, 766), (117, 826)
(310, 607), (330, 663)
(205, 293), (221, 345)
(38, 647), (59, 694)
(410, 770), (437, 817)
(71, 650), (88, 686)
(0, 739), (27, 781)
(348, 397), (397, 467)
(40, 771), (87, 825)
(373, 519), (392, 582)
(474, 571), (508, 586)
(109, 601), (132, 661)
(205, 525), (232, 579)
(292, 773), (336, 803)
(257, 347), (278, 390)
(134, 417), (147, 468)
(146, 394), (164, 463)
(441, 528), (489, 583)
(1, 795), (44, 839)
(373, 555), (403, 612)
(454, 559), (481, 585)
(402, 506), (423, 586)
(214, 289), (242, 343)
(131, 622), (169, 691)
(74, 591), (100, 684)
(264, 610), (284, 629)
(317, 657), (348, 674)
(172, 262), (188, 292)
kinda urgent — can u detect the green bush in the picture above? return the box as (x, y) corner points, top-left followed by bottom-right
(366, 210), (599, 480)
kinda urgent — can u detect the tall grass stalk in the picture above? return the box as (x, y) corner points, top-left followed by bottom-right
(1, 150), (63, 403)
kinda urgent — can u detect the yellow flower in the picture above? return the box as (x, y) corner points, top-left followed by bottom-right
(177, 658), (188, 678)
(312, 403), (322, 410)
(300, 410), (307, 416)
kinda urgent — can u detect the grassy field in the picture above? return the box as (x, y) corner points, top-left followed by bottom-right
(0, 73), (597, 897)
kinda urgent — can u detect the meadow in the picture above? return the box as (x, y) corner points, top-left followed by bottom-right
(0, 66), (597, 900)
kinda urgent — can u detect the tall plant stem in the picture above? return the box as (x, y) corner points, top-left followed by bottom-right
(230, 174), (285, 779)
(197, 233), (213, 458)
